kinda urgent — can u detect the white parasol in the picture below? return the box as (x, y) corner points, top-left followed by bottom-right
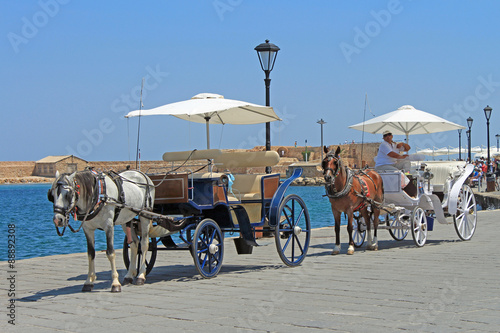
(473, 147), (499, 159)
(349, 105), (466, 143)
(125, 93), (281, 149)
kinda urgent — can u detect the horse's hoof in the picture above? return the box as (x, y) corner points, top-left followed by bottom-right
(331, 250), (340, 255)
(347, 249), (354, 255)
(368, 245), (378, 251)
(122, 277), (133, 285)
(135, 277), (145, 286)
(111, 285), (122, 293)
(82, 284), (93, 292)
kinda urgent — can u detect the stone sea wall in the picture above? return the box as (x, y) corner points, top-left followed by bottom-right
(0, 162), (37, 183)
(0, 143), (380, 184)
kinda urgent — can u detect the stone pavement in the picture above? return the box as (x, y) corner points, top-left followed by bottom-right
(2, 209), (499, 332)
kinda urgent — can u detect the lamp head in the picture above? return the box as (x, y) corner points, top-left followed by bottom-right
(484, 105), (492, 121)
(467, 117), (473, 129)
(255, 40), (280, 72)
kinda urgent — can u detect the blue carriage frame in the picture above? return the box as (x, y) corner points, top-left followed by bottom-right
(123, 151), (311, 279)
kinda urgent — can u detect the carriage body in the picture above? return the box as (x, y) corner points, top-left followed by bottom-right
(353, 161), (477, 247)
(124, 149), (311, 278)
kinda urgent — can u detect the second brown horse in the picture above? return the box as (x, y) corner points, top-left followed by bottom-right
(322, 146), (384, 254)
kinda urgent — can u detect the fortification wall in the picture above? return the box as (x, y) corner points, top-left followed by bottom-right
(0, 162), (36, 178)
(0, 143), (379, 183)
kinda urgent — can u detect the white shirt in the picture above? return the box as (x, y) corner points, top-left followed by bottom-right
(375, 141), (404, 167)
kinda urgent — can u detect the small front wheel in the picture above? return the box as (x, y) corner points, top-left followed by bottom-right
(274, 194), (311, 266)
(411, 207), (427, 247)
(387, 213), (409, 241)
(123, 237), (157, 276)
(453, 184), (477, 241)
(192, 219), (224, 278)
(352, 211), (366, 248)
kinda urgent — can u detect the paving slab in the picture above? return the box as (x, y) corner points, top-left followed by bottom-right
(2, 209), (499, 332)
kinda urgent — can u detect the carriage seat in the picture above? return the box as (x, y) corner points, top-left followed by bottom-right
(162, 149), (222, 162)
(213, 151), (281, 202)
(411, 161), (466, 192)
(226, 174), (280, 201)
(213, 151), (280, 169)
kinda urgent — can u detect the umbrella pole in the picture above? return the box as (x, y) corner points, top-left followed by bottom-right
(205, 116), (213, 173)
(205, 117), (210, 149)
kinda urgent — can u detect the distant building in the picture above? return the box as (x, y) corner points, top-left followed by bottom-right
(34, 155), (88, 177)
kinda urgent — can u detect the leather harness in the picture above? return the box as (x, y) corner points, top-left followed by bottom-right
(323, 154), (381, 211)
(53, 169), (151, 236)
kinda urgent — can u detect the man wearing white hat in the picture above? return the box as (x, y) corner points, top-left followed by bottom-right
(375, 130), (411, 172)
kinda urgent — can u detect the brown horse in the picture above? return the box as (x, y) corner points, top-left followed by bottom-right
(322, 146), (384, 254)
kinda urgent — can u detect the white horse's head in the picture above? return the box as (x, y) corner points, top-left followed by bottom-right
(48, 171), (78, 227)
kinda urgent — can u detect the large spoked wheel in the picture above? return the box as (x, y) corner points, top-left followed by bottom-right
(387, 213), (409, 241)
(123, 237), (157, 276)
(453, 184), (477, 241)
(410, 207), (427, 247)
(275, 194), (311, 266)
(352, 211), (366, 248)
(191, 219), (224, 279)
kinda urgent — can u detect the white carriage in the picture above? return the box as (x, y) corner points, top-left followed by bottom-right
(352, 160), (477, 247)
(348, 104), (477, 247)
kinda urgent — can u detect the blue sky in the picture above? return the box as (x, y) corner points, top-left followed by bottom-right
(2, 0), (500, 161)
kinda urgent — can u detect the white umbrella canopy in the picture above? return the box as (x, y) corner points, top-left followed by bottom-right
(474, 147), (499, 159)
(415, 148), (436, 156)
(416, 147), (451, 156)
(349, 105), (466, 143)
(416, 146), (469, 158)
(125, 93), (281, 148)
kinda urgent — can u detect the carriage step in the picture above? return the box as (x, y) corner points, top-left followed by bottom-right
(234, 237), (254, 254)
(232, 206), (259, 247)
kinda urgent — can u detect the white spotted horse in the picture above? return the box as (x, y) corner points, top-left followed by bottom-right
(48, 168), (155, 292)
(321, 146), (384, 254)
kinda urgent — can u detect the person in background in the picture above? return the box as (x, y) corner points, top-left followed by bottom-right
(469, 167), (483, 190)
(225, 169), (235, 196)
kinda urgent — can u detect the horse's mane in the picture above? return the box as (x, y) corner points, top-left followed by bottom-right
(74, 170), (97, 208)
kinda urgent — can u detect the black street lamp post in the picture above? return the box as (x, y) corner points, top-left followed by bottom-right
(484, 105), (492, 173)
(467, 117), (473, 163)
(458, 129), (462, 161)
(255, 39), (280, 173)
(317, 119), (326, 161)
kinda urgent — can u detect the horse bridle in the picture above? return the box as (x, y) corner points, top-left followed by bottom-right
(322, 153), (341, 184)
(322, 153), (356, 199)
(50, 178), (82, 236)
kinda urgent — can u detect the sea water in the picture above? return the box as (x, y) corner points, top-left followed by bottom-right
(0, 184), (342, 261)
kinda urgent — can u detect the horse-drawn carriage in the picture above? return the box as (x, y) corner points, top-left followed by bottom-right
(335, 104), (478, 251)
(321, 145), (477, 255)
(351, 160), (477, 248)
(48, 94), (311, 292)
(123, 149), (311, 278)
(49, 149), (311, 291)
